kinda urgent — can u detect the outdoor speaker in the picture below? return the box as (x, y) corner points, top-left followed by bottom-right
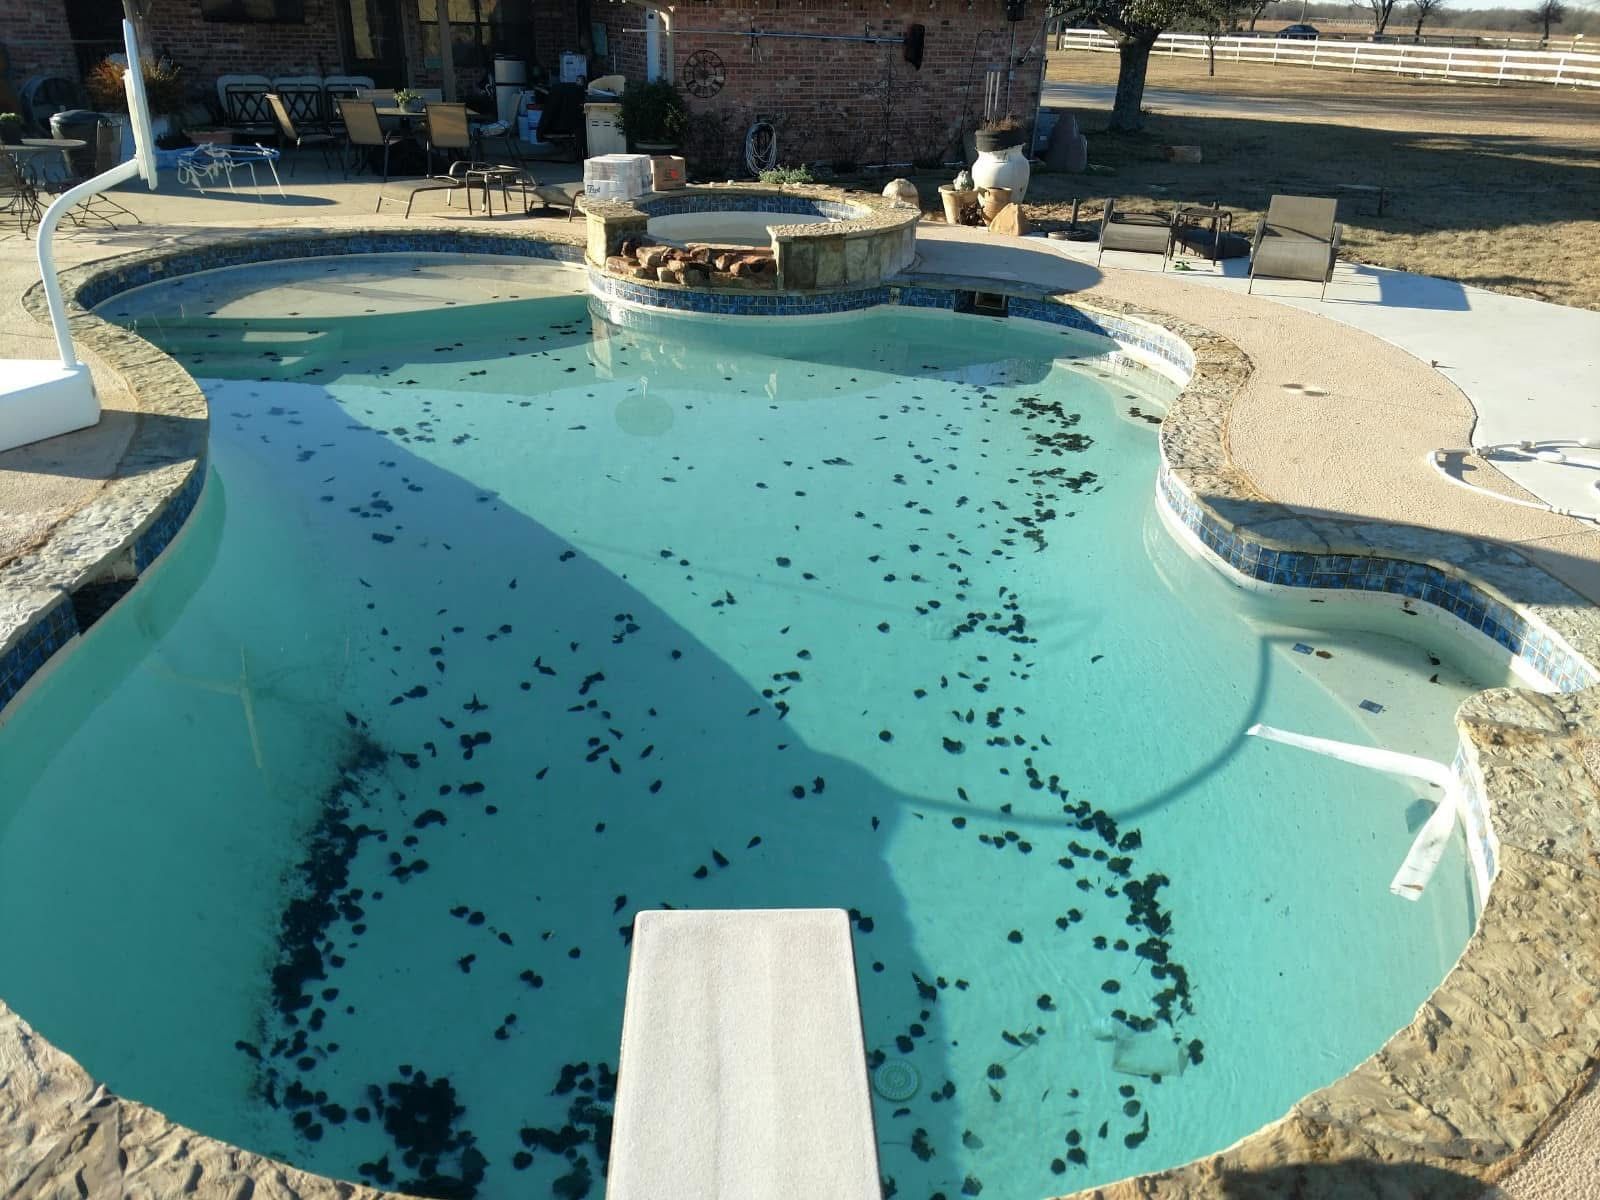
(903, 24), (925, 70)
(1005, 0), (1026, 21)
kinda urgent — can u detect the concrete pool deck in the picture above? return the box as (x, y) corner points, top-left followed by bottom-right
(1, 183), (1598, 1198)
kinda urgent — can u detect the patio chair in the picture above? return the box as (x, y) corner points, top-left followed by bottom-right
(339, 98), (406, 181)
(376, 158), (483, 218)
(0, 148), (43, 238)
(531, 180), (584, 221)
(1248, 194), (1341, 299)
(276, 84), (330, 133)
(59, 121), (141, 229)
(224, 85), (276, 140)
(423, 101), (474, 175)
(1097, 199), (1173, 268)
(266, 92), (339, 177)
(532, 82), (585, 161)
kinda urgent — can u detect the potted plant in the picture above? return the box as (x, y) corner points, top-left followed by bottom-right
(971, 114), (1031, 203)
(619, 80), (687, 152)
(84, 57), (185, 161)
(393, 89), (423, 114)
(0, 113), (21, 144)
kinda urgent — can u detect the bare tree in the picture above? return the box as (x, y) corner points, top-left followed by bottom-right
(1051, 0), (1202, 131)
(1362, 0), (1400, 35)
(1246, 0), (1276, 30)
(1409, 0), (1447, 41)
(1528, 0), (1566, 41)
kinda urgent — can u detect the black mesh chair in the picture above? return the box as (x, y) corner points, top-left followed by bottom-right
(75, 121), (140, 228)
(35, 120), (140, 229)
(266, 93), (339, 177)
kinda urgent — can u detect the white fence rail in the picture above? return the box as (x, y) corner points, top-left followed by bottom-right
(1054, 29), (1600, 88)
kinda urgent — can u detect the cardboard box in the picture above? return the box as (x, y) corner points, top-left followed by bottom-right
(650, 155), (686, 191)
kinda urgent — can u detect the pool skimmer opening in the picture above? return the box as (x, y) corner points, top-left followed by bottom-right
(874, 1058), (921, 1101)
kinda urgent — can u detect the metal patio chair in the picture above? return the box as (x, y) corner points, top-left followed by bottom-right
(0, 148), (44, 238)
(1097, 199), (1173, 268)
(266, 92), (339, 177)
(1248, 194), (1341, 299)
(339, 98), (406, 181)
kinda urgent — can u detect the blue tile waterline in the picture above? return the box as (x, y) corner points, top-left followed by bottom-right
(1156, 464), (1597, 693)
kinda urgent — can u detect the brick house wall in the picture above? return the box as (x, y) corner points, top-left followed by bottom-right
(0, 3), (79, 98)
(654, 0), (1043, 170)
(594, 1), (650, 82)
(143, 0), (347, 79)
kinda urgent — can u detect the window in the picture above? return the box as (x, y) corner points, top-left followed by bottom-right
(416, 0), (531, 74)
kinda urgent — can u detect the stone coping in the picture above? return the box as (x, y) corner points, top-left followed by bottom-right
(581, 183), (921, 293)
(2, 226), (1597, 1199)
(579, 181), (907, 241)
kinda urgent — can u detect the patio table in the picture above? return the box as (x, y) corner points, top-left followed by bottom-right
(9, 138), (86, 185)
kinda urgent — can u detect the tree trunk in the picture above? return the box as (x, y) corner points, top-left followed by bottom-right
(1110, 36), (1156, 132)
(1413, 13), (1424, 41)
(1207, 34), (1216, 76)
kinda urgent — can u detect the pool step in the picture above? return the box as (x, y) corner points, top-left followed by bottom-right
(609, 909), (881, 1200)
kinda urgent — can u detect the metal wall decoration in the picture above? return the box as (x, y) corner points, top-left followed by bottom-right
(683, 48), (726, 97)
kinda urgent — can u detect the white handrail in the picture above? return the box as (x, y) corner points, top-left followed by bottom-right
(35, 17), (159, 368)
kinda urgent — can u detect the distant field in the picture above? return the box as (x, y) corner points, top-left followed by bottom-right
(1006, 52), (1600, 309)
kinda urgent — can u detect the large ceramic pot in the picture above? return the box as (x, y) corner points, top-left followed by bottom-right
(971, 143), (1031, 203)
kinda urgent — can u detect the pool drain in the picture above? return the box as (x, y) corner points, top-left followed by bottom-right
(873, 1058), (920, 1102)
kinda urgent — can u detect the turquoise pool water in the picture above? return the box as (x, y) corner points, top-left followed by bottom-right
(0, 256), (1481, 1200)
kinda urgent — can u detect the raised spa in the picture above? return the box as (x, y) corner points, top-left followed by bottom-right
(0, 254), (1487, 1200)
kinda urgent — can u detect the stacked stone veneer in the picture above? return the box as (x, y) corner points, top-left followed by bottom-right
(3, 229), (1600, 1200)
(583, 184), (919, 296)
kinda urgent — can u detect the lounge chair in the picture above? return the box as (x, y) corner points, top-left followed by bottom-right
(1097, 200), (1172, 268)
(1248, 194), (1340, 299)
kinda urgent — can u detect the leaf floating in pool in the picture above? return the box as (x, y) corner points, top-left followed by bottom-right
(1007, 930), (1023, 944)
(942, 737), (965, 754)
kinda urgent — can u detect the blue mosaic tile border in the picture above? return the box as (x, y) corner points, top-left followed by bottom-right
(78, 235), (584, 311)
(1009, 296), (1195, 376)
(1157, 464), (1598, 692)
(588, 266), (888, 316)
(0, 597), (77, 713)
(635, 194), (866, 221)
(134, 461), (207, 571)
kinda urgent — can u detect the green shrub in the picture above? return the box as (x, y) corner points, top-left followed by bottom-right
(619, 80), (687, 145)
(758, 164), (813, 186)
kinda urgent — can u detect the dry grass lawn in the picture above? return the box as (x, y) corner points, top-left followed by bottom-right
(930, 53), (1600, 310)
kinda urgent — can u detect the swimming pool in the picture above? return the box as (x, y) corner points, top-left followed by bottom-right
(0, 254), (1482, 1200)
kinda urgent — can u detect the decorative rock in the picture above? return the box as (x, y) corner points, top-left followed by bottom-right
(638, 245), (673, 270)
(656, 261), (686, 285)
(979, 186), (1012, 224)
(882, 178), (919, 209)
(988, 202), (1029, 238)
